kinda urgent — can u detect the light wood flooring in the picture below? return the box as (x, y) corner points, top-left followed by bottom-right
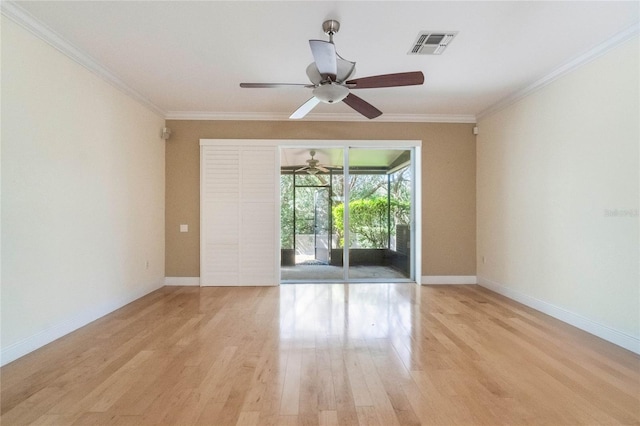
(1, 284), (639, 425)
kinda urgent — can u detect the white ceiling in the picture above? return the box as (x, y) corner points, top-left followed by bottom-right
(6, 1), (639, 121)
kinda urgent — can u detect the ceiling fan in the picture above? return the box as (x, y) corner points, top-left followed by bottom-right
(295, 150), (339, 175)
(240, 20), (425, 120)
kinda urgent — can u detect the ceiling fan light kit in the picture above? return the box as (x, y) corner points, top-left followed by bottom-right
(313, 83), (349, 103)
(240, 20), (425, 120)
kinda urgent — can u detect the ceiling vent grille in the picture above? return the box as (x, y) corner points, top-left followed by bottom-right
(408, 32), (458, 55)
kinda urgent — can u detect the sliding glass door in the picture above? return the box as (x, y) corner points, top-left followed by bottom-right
(280, 144), (417, 283)
(346, 148), (413, 281)
(280, 148), (344, 281)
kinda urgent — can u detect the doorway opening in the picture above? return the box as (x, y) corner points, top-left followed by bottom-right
(280, 146), (417, 283)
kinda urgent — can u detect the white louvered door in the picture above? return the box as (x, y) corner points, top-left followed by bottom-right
(200, 143), (278, 286)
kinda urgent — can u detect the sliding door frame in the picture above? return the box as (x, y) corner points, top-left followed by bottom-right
(279, 139), (422, 284)
(200, 139), (421, 286)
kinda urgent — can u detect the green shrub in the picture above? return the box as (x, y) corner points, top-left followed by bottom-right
(332, 197), (409, 248)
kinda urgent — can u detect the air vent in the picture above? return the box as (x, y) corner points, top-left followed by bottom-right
(408, 31), (458, 55)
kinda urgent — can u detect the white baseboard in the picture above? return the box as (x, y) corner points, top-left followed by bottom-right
(421, 275), (477, 285)
(164, 276), (200, 286)
(1, 280), (164, 366)
(478, 275), (640, 355)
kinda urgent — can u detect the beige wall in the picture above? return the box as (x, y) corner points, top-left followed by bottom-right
(477, 36), (639, 348)
(1, 18), (166, 364)
(165, 120), (476, 278)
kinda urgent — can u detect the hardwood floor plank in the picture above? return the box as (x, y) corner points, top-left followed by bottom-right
(355, 406), (380, 426)
(355, 350), (400, 426)
(299, 349), (320, 421)
(328, 354), (359, 425)
(280, 350), (302, 416)
(236, 410), (261, 426)
(0, 386), (65, 425)
(194, 400), (225, 425)
(88, 350), (155, 412)
(343, 351), (373, 407)
(1, 284), (638, 425)
(318, 410), (339, 426)
(368, 342), (421, 426)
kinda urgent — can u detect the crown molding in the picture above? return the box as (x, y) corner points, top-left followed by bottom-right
(8, 0), (633, 125)
(165, 111), (477, 123)
(477, 22), (640, 120)
(1, 1), (166, 117)
(1, 0), (474, 125)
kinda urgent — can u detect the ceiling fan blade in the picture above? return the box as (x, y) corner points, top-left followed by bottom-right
(336, 57), (356, 83)
(316, 165), (330, 173)
(290, 97), (321, 119)
(309, 40), (337, 81)
(346, 71), (424, 89)
(295, 166), (310, 172)
(342, 93), (382, 119)
(240, 83), (313, 88)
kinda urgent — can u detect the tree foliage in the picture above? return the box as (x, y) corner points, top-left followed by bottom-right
(280, 165), (411, 249)
(280, 175), (294, 248)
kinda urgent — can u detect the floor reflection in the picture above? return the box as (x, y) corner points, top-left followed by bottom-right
(279, 283), (418, 365)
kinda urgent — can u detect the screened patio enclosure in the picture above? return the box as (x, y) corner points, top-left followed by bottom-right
(280, 147), (415, 282)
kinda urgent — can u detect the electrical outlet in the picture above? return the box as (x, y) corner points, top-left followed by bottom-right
(482, 256), (486, 264)
(180, 224), (188, 232)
